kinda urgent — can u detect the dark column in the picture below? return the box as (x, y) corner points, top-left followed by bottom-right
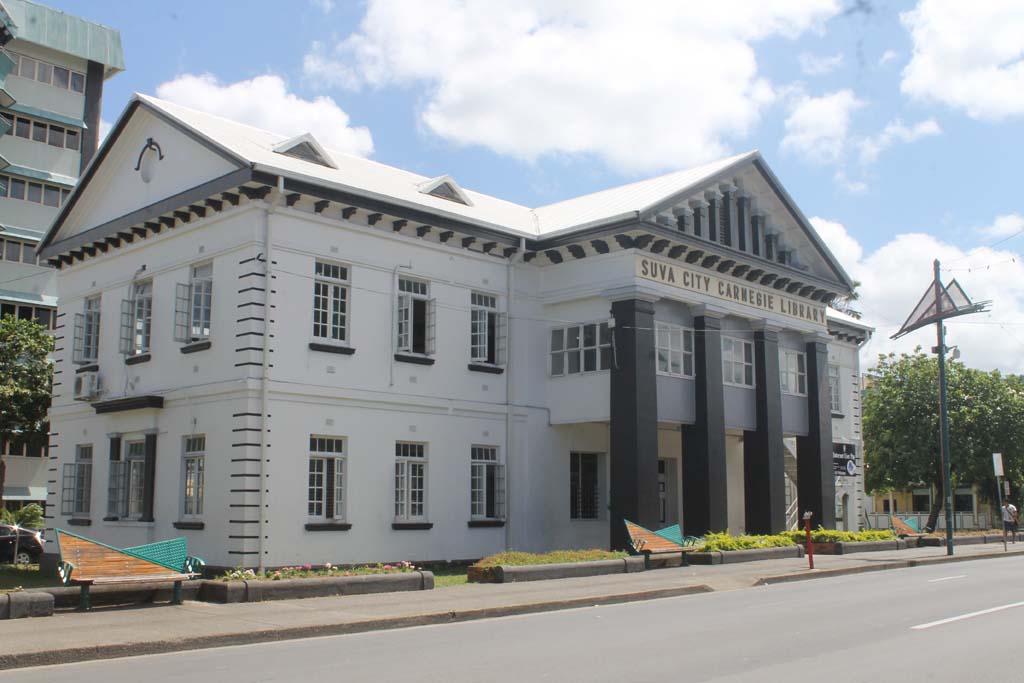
(142, 432), (157, 522)
(80, 60), (104, 172)
(797, 340), (835, 528)
(707, 196), (719, 243)
(744, 329), (786, 533)
(692, 205), (704, 238)
(720, 191), (734, 247)
(108, 435), (122, 463)
(682, 314), (728, 535)
(737, 196), (748, 252)
(609, 298), (660, 550)
(751, 215), (763, 257)
(104, 435), (121, 520)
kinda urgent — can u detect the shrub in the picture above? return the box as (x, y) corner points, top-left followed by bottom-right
(782, 527), (897, 544)
(472, 549), (627, 568)
(699, 531), (797, 552)
(219, 561), (418, 581)
(0, 504), (44, 529)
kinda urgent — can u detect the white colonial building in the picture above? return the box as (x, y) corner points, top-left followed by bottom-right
(37, 95), (870, 569)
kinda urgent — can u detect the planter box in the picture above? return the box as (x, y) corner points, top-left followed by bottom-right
(44, 581), (204, 609)
(0, 591), (54, 619)
(689, 545), (804, 565)
(468, 557), (644, 583)
(200, 571), (434, 603)
(918, 534), (1006, 547)
(798, 540), (907, 555)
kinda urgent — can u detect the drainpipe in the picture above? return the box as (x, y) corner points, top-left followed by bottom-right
(505, 236), (526, 550)
(258, 176), (284, 573)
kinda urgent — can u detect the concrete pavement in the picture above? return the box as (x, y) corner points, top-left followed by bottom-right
(2, 541), (1024, 670)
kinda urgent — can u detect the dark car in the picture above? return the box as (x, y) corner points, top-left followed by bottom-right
(0, 525), (44, 565)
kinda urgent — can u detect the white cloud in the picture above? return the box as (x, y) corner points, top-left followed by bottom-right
(878, 49), (898, 66)
(856, 117), (940, 165)
(901, 0), (1024, 120)
(155, 74), (373, 157)
(98, 118), (112, 144)
(811, 216), (1024, 373)
(780, 89), (863, 165)
(978, 213), (1024, 240)
(799, 52), (843, 75)
(304, 0), (841, 173)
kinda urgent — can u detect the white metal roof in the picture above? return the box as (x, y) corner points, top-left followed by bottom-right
(135, 94), (766, 241)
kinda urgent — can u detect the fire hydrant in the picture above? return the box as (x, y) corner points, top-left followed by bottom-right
(803, 511), (814, 570)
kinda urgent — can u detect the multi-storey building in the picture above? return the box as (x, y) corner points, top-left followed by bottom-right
(37, 95), (870, 569)
(0, 0), (123, 510)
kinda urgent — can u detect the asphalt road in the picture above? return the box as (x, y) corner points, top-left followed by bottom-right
(6, 557), (1024, 682)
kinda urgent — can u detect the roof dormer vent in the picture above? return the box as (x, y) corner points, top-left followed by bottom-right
(272, 133), (336, 169)
(417, 175), (473, 206)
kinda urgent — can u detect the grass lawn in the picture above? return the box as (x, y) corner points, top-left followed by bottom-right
(0, 565), (59, 592)
(430, 566), (469, 588)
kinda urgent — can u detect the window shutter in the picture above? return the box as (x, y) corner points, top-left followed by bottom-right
(72, 312), (84, 363)
(426, 297), (437, 355)
(496, 312), (508, 366)
(174, 283), (191, 342)
(61, 463), (76, 515)
(396, 294), (409, 352)
(496, 463), (506, 520)
(119, 299), (133, 355)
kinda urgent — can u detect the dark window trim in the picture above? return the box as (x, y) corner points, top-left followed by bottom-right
(172, 521), (205, 530)
(181, 340), (212, 354)
(309, 342), (356, 355)
(75, 363), (99, 374)
(391, 522), (433, 530)
(831, 412), (845, 419)
(125, 353), (151, 365)
(467, 520), (505, 528)
(305, 522), (352, 531)
(93, 395), (164, 414)
(468, 363), (504, 374)
(394, 353), (435, 366)
(67, 518), (91, 526)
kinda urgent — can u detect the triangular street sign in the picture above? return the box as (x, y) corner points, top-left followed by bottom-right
(892, 279), (990, 339)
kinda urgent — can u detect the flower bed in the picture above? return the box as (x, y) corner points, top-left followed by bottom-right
(468, 549), (632, 583)
(219, 561), (419, 582)
(204, 561), (432, 603)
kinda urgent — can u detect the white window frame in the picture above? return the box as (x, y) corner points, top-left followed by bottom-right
(396, 278), (435, 356)
(721, 335), (755, 388)
(73, 296), (101, 364)
(126, 441), (146, 521)
(780, 349), (807, 396)
(312, 261), (350, 344)
(9, 51), (86, 92)
(189, 262), (213, 341)
(549, 322), (612, 377)
(120, 280), (152, 356)
(61, 444), (92, 517)
(470, 446), (505, 520)
(395, 442), (427, 521)
(655, 322), (694, 378)
(308, 436), (346, 521)
(570, 452), (602, 520)
(829, 364), (842, 414)
(182, 435), (205, 519)
(470, 292), (506, 366)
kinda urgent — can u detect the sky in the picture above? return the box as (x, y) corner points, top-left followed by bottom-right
(39, 0), (1024, 373)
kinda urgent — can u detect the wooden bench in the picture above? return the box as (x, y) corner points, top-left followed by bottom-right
(55, 529), (204, 610)
(624, 520), (704, 567)
(890, 515), (926, 539)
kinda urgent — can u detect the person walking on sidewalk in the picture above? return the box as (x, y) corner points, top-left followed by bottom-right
(1002, 500), (1018, 544)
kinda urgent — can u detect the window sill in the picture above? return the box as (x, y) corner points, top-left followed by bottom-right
(181, 340), (212, 354)
(173, 521), (205, 530)
(781, 392), (807, 398)
(394, 353), (435, 366)
(392, 522), (433, 530)
(831, 412), (845, 419)
(67, 518), (91, 526)
(101, 517), (155, 527)
(309, 342), (356, 355)
(305, 522), (352, 531)
(723, 382), (756, 390)
(75, 363), (99, 374)
(467, 520), (505, 528)
(125, 353), (151, 365)
(468, 363), (504, 375)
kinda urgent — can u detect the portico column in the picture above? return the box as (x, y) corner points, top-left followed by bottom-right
(609, 297), (660, 550)
(682, 312), (728, 535)
(744, 328), (786, 533)
(797, 339), (836, 528)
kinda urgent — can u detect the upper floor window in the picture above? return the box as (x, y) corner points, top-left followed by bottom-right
(722, 335), (754, 388)
(0, 237), (47, 265)
(0, 173), (71, 208)
(308, 436), (346, 521)
(396, 277), (435, 356)
(395, 442), (427, 521)
(829, 364), (842, 414)
(312, 261), (349, 344)
(73, 296), (101, 364)
(655, 322), (694, 378)
(10, 52), (86, 93)
(175, 263), (213, 343)
(550, 322), (611, 376)
(120, 280), (152, 356)
(1, 113), (81, 150)
(0, 302), (54, 329)
(471, 446), (505, 521)
(780, 349), (807, 396)
(470, 292), (506, 365)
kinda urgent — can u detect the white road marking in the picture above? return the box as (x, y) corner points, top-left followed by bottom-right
(927, 575), (966, 583)
(912, 600), (1024, 630)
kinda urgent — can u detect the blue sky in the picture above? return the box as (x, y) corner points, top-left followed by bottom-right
(42, 0), (1024, 371)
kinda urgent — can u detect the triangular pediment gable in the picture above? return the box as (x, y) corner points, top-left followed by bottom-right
(417, 175), (473, 206)
(272, 133), (336, 169)
(39, 98), (246, 253)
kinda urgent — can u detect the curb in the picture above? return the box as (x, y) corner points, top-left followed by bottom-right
(0, 584), (713, 670)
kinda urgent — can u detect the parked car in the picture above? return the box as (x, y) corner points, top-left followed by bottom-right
(0, 525), (44, 565)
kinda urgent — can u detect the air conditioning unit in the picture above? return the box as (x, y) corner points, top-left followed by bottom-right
(73, 371), (100, 401)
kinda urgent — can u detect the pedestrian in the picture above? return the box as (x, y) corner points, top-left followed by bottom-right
(1002, 499), (1018, 544)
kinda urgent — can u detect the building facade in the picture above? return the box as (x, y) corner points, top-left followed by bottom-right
(38, 95), (867, 569)
(0, 0), (123, 509)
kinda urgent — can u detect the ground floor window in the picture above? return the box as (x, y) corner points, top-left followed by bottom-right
(61, 444), (92, 516)
(308, 436), (346, 520)
(395, 442), (426, 521)
(471, 446), (505, 520)
(911, 488), (932, 513)
(570, 452), (601, 520)
(109, 440), (146, 520)
(182, 435), (205, 518)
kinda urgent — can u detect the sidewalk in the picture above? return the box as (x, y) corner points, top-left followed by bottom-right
(3, 541), (1024, 669)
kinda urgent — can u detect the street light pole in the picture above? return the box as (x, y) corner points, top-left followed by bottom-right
(934, 259), (954, 556)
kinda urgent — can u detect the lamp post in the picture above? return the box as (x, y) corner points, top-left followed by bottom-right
(804, 511), (814, 570)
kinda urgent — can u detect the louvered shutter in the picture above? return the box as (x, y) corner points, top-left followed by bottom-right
(496, 312), (508, 366)
(72, 312), (84, 363)
(426, 298), (437, 355)
(174, 283), (191, 342)
(119, 299), (133, 355)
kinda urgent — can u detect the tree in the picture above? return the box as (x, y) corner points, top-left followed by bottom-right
(0, 503), (44, 529)
(864, 349), (1024, 531)
(0, 316), (54, 511)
